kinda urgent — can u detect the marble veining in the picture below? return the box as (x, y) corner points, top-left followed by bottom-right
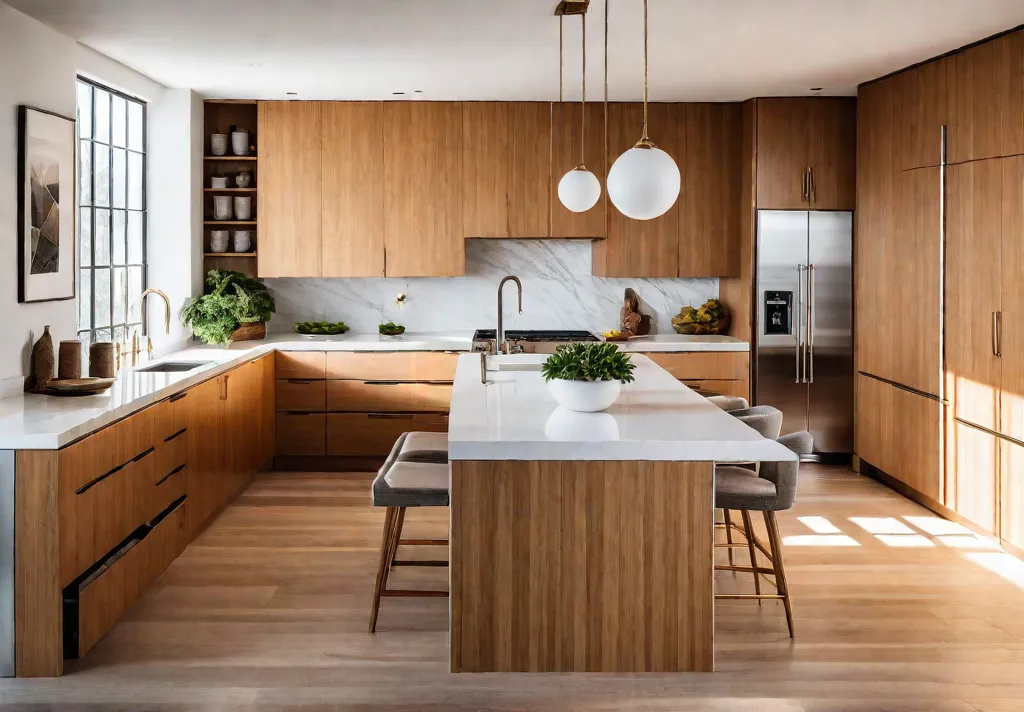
(265, 239), (717, 334)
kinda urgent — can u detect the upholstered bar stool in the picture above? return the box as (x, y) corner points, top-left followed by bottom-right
(368, 432), (450, 633)
(714, 431), (814, 637)
(706, 395), (749, 412)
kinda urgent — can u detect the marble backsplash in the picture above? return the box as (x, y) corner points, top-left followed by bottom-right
(265, 239), (717, 335)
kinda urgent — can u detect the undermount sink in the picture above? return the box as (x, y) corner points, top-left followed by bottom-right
(492, 362), (544, 372)
(136, 361), (213, 373)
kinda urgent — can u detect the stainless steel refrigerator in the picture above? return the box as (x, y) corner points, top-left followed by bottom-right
(755, 210), (853, 457)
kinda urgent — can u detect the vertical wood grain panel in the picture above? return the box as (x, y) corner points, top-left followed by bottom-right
(950, 420), (999, 535)
(1001, 156), (1024, 444)
(807, 98), (857, 210)
(15, 451), (62, 677)
(550, 102), (606, 238)
(1000, 437), (1024, 550)
(755, 98), (809, 210)
(321, 102), (384, 277)
(384, 102), (465, 276)
(718, 99), (757, 342)
(946, 160), (1002, 432)
(450, 459), (713, 673)
(678, 102), (741, 277)
(894, 58), (950, 170)
(508, 102), (551, 237)
(594, 103), (679, 277)
(462, 102), (510, 238)
(257, 102), (322, 277)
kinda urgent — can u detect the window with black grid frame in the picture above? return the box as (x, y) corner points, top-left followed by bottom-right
(75, 77), (147, 365)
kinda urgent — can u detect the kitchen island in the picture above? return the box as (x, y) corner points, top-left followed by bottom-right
(447, 353), (795, 673)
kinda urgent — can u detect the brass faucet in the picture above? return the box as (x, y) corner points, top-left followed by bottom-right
(496, 275), (523, 355)
(139, 288), (172, 360)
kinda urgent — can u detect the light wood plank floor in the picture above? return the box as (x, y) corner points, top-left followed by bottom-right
(3, 465), (1024, 711)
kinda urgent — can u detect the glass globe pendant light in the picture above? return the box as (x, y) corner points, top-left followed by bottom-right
(607, 0), (680, 220)
(557, 9), (601, 213)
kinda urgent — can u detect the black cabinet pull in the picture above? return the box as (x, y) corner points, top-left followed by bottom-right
(75, 463), (123, 495)
(169, 392), (188, 403)
(132, 446), (155, 463)
(163, 427), (187, 443)
(155, 464), (186, 487)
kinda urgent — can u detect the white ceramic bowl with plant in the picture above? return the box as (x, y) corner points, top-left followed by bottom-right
(541, 342), (636, 413)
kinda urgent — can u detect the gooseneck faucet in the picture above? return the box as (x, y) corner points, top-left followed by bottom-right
(496, 275), (523, 354)
(139, 288), (172, 361)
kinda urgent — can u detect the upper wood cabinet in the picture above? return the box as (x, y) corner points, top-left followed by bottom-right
(551, 102), (606, 238)
(463, 102), (511, 238)
(384, 102), (465, 276)
(258, 102), (323, 277)
(756, 97), (856, 211)
(893, 57), (950, 170)
(948, 30), (1024, 165)
(321, 102), (384, 277)
(509, 102), (551, 237)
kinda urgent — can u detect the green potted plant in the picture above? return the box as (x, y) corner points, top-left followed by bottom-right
(180, 269), (276, 345)
(541, 342), (636, 412)
(378, 321), (406, 337)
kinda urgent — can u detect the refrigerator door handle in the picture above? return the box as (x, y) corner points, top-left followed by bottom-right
(795, 265), (804, 383)
(808, 263), (815, 384)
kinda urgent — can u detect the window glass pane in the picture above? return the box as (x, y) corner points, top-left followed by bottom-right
(112, 267), (127, 327)
(77, 332), (91, 376)
(128, 266), (144, 324)
(94, 88), (110, 143)
(79, 140), (91, 205)
(113, 325), (126, 346)
(128, 153), (143, 210)
(112, 210), (126, 265)
(77, 83), (92, 139)
(78, 208), (92, 267)
(78, 270), (91, 331)
(112, 148), (126, 209)
(128, 102), (143, 151)
(94, 209), (110, 266)
(111, 96), (127, 148)
(128, 211), (144, 265)
(94, 268), (111, 328)
(93, 144), (109, 207)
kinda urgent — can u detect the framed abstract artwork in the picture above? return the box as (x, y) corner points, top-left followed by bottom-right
(18, 105), (76, 303)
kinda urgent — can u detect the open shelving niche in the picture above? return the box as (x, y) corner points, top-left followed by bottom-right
(203, 99), (258, 277)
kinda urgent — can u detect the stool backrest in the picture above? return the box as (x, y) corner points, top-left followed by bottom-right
(733, 405), (784, 441)
(760, 431), (814, 510)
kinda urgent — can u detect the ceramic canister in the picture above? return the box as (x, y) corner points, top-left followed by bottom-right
(210, 230), (229, 253)
(210, 133), (228, 156)
(234, 196), (252, 220)
(235, 171), (252, 188)
(213, 195), (232, 220)
(233, 230), (252, 253)
(231, 130), (249, 156)
(210, 176), (229, 189)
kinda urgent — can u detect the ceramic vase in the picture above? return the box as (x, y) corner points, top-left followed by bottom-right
(209, 230), (229, 253)
(213, 196), (232, 220)
(234, 196), (252, 220)
(210, 133), (228, 156)
(233, 230), (252, 253)
(231, 130), (249, 156)
(234, 171), (252, 188)
(210, 176), (229, 189)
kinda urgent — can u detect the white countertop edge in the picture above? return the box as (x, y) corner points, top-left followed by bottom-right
(610, 335), (749, 353)
(447, 440), (797, 463)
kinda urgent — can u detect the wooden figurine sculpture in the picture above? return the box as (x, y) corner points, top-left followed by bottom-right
(620, 288), (652, 336)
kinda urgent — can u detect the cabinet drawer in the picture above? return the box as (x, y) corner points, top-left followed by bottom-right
(276, 413), (326, 455)
(276, 351), (327, 379)
(155, 426), (188, 482)
(326, 381), (453, 412)
(326, 413), (448, 457)
(153, 391), (190, 442)
(680, 379), (749, 400)
(276, 379), (327, 411)
(69, 498), (188, 658)
(151, 464), (187, 522)
(325, 352), (458, 381)
(646, 352), (749, 380)
(59, 445), (159, 587)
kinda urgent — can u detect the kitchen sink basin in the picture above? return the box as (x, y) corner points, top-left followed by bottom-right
(136, 360), (213, 373)
(492, 362), (544, 372)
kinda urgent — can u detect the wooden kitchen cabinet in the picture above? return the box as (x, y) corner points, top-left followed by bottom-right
(1000, 436), (1024, 551)
(756, 97), (856, 211)
(257, 101), (323, 277)
(1001, 156), (1024, 443)
(463, 102), (512, 238)
(326, 413), (448, 457)
(325, 351), (458, 381)
(276, 413), (327, 456)
(946, 160), (1003, 433)
(551, 102), (606, 238)
(384, 102), (465, 276)
(321, 101), (385, 277)
(950, 419), (999, 535)
(893, 57), (950, 170)
(595, 103), (680, 278)
(948, 30), (1024, 165)
(509, 102), (551, 237)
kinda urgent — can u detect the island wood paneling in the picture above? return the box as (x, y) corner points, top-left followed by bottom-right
(508, 102), (551, 237)
(321, 101), (384, 277)
(450, 459), (714, 673)
(462, 102), (511, 238)
(257, 101), (322, 277)
(384, 102), (465, 276)
(550, 102), (606, 238)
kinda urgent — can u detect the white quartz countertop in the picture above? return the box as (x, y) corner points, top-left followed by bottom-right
(447, 353), (794, 463)
(608, 334), (749, 352)
(0, 330), (751, 451)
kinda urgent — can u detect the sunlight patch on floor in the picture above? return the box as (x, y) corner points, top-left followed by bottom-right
(964, 552), (1024, 589)
(850, 516), (916, 535)
(874, 534), (935, 548)
(903, 515), (975, 536)
(797, 515), (842, 534)
(783, 534), (860, 547)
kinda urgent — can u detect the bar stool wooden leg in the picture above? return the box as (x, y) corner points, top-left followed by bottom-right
(369, 506), (398, 633)
(381, 507), (407, 594)
(741, 509), (762, 603)
(724, 509), (736, 566)
(764, 510), (794, 638)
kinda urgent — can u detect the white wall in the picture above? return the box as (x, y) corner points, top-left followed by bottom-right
(0, 1), (186, 396)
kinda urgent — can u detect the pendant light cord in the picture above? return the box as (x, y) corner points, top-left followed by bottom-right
(605, 0), (608, 167)
(580, 11), (586, 168)
(641, 0), (649, 143)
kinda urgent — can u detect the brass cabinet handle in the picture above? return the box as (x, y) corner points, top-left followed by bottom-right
(994, 311), (1002, 357)
(801, 168), (808, 199)
(808, 167), (816, 202)
(220, 374), (231, 400)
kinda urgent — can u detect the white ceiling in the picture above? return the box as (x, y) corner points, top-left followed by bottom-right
(9, 0), (1024, 101)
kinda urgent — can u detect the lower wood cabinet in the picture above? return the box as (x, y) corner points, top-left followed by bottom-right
(325, 351), (458, 381)
(1000, 437), (1024, 551)
(326, 380), (453, 412)
(326, 413), (448, 457)
(643, 351), (750, 401)
(949, 419), (998, 534)
(276, 413), (327, 456)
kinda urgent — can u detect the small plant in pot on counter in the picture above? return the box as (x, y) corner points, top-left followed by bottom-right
(181, 269), (275, 345)
(541, 342), (636, 412)
(378, 321), (406, 337)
